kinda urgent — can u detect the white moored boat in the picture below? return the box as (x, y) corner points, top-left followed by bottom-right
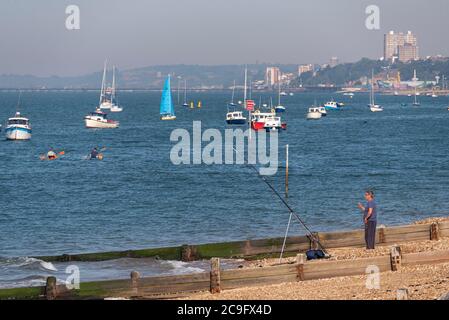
(226, 78), (247, 125)
(306, 107), (322, 120)
(251, 111), (275, 130)
(263, 115), (282, 131)
(226, 111), (247, 125)
(324, 100), (341, 111)
(275, 82), (286, 113)
(110, 105), (123, 113)
(370, 105), (384, 112)
(99, 100), (113, 110)
(98, 60), (113, 110)
(84, 109), (119, 129)
(318, 106), (327, 116)
(5, 112), (32, 140)
(110, 66), (123, 113)
(368, 70), (384, 112)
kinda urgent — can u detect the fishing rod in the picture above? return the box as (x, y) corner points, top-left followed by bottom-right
(246, 163), (328, 254)
(233, 146), (328, 255)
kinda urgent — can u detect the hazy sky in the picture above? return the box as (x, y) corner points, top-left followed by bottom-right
(1, 0), (448, 76)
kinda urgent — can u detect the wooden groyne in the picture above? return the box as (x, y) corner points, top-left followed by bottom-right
(2, 247), (449, 300)
(1, 220), (448, 300)
(36, 220), (449, 262)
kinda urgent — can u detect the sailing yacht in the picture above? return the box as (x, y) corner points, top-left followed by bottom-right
(275, 82), (286, 113)
(110, 66), (123, 113)
(432, 88), (438, 98)
(99, 61), (113, 110)
(228, 80), (237, 107)
(412, 93), (420, 106)
(160, 75), (176, 120)
(412, 70), (421, 106)
(412, 87), (421, 106)
(182, 79), (189, 107)
(225, 79), (246, 125)
(368, 70), (383, 112)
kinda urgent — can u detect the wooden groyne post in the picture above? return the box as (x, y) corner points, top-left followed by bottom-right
(390, 246), (402, 272)
(45, 277), (57, 300)
(210, 258), (221, 294)
(296, 254), (305, 281)
(378, 225), (386, 244)
(131, 271), (140, 295)
(430, 222), (440, 241)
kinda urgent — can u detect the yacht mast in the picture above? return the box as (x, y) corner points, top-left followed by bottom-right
(99, 60), (108, 105)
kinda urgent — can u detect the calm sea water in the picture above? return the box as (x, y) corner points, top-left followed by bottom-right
(1, 91), (448, 287)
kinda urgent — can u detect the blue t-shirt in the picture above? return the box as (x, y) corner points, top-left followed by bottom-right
(364, 200), (377, 222)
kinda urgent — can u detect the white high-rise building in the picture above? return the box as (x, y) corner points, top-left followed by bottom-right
(384, 31), (419, 62)
(265, 67), (281, 87)
(298, 64), (313, 77)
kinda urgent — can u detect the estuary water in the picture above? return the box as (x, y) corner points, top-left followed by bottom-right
(0, 91), (448, 287)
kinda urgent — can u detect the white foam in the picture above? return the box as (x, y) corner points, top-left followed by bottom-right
(39, 261), (58, 272)
(0, 257), (58, 272)
(162, 260), (205, 274)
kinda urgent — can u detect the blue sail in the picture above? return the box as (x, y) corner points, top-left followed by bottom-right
(160, 75), (175, 116)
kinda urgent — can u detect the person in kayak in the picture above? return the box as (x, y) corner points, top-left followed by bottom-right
(47, 148), (57, 160)
(90, 147), (99, 159)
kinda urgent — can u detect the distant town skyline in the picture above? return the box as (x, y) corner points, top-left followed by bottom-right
(1, 0), (449, 76)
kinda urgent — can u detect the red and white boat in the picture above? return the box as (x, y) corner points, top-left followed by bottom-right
(251, 111), (286, 131)
(251, 111), (274, 130)
(263, 115), (282, 131)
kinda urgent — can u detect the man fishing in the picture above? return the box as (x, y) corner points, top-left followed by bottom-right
(358, 190), (378, 250)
